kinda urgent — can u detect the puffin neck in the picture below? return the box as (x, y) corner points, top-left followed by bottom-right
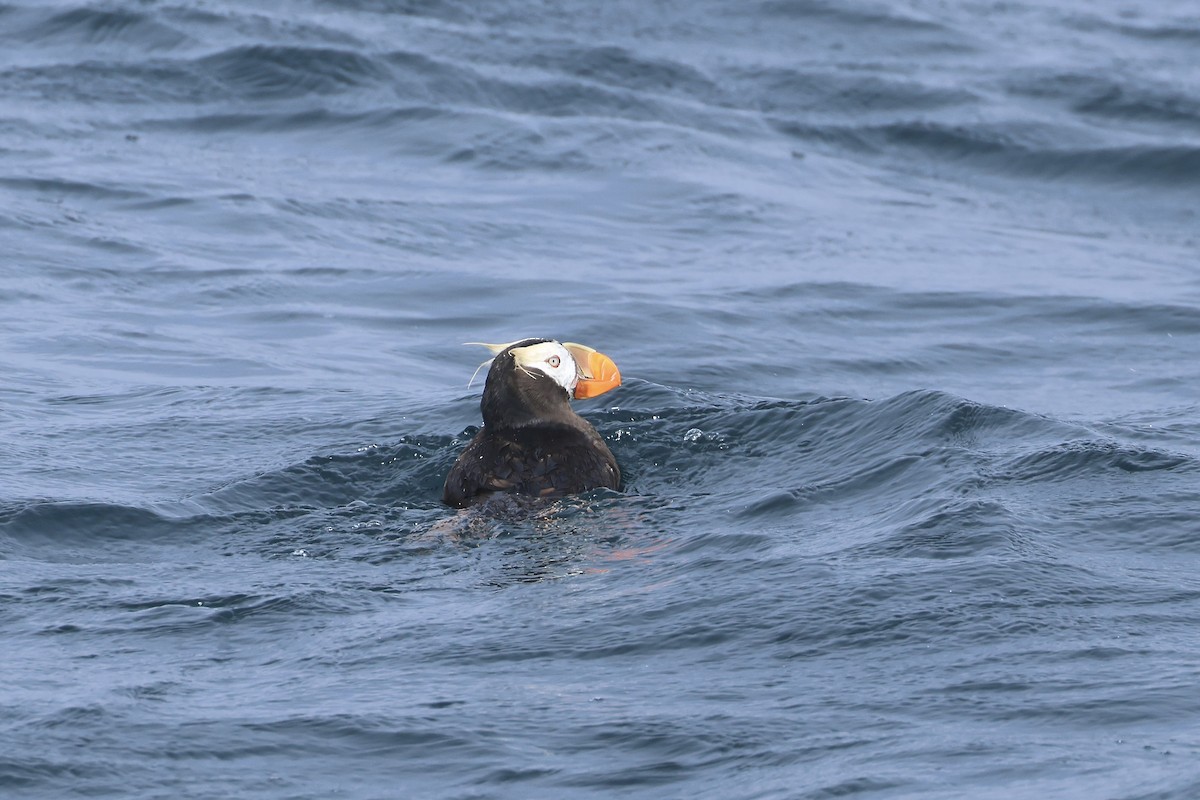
(480, 356), (576, 432)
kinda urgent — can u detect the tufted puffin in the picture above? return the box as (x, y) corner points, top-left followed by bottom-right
(442, 338), (622, 508)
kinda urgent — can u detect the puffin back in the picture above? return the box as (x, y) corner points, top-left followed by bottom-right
(442, 422), (619, 508)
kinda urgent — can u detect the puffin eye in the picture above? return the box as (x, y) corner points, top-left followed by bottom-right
(546, 355), (561, 368)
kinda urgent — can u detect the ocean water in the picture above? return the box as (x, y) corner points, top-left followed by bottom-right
(3, 0), (1200, 797)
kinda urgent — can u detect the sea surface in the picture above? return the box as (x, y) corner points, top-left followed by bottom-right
(3, 1), (1200, 798)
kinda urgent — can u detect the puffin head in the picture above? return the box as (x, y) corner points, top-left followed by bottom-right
(467, 338), (621, 429)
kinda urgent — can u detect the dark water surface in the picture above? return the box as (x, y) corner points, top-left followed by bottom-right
(3, 1), (1200, 797)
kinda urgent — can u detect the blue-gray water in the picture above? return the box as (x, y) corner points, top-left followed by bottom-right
(3, 1), (1200, 798)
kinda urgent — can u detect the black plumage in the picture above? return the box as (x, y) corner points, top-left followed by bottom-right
(442, 339), (620, 508)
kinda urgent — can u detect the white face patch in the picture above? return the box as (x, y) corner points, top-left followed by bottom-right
(510, 340), (579, 395)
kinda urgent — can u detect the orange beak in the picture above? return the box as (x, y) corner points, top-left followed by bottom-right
(565, 343), (622, 399)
